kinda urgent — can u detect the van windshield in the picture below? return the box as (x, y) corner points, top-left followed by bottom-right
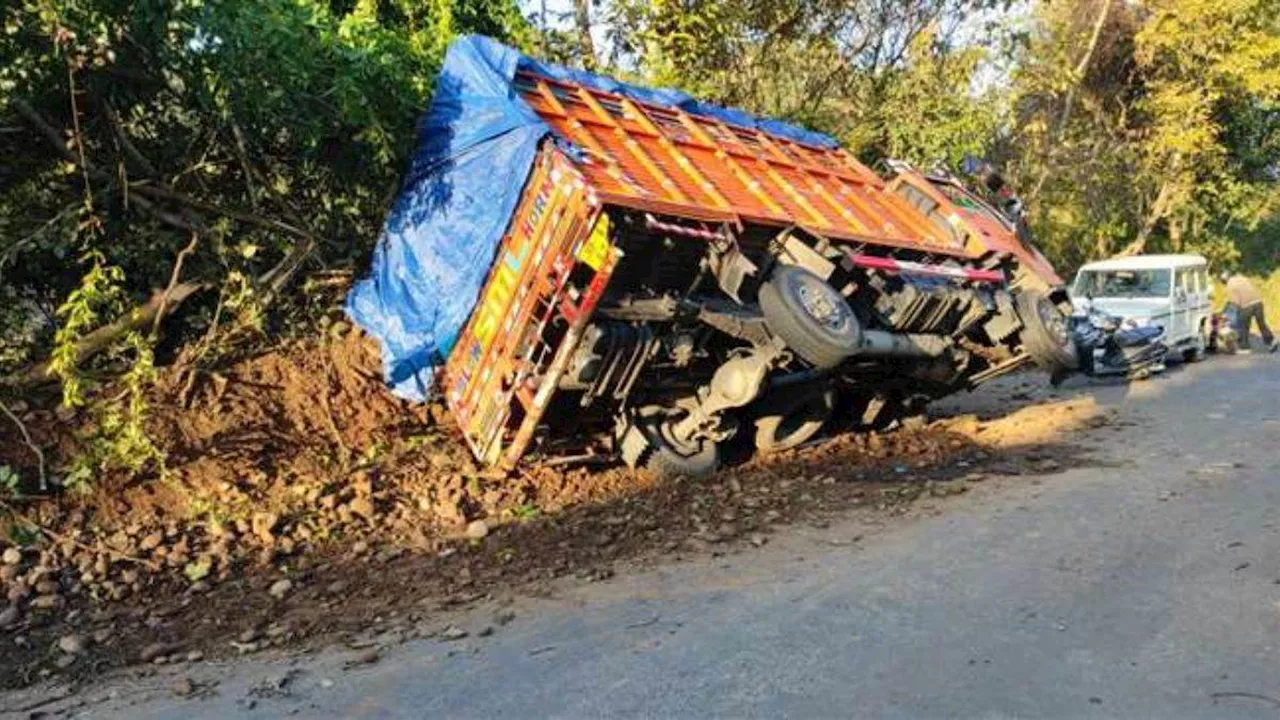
(1074, 269), (1172, 299)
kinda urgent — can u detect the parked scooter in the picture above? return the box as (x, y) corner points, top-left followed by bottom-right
(1069, 304), (1169, 381)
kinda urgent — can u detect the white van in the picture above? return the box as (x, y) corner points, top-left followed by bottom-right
(1070, 254), (1212, 361)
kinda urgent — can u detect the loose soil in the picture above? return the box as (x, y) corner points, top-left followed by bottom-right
(0, 330), (1110, 692)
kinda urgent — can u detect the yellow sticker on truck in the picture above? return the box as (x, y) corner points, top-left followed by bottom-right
(576, 213), (610, 271)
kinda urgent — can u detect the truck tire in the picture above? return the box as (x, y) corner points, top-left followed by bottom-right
(753, 385), (836, 453)
(1015, 290), (1077, 372)
(619, 416), (719, 479)
(759, 265), (862, 369)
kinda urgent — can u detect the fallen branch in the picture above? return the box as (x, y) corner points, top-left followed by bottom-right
(129, 182), (316, 241)
(10, 98), (82, 168)
(0, 400), (47, 492)
(258, 236), (317, 306)
(14, 281), (205, 388)
(10, 98), (321, 385)
(14, 97), (315, 246)
(152, 232), (200, 338)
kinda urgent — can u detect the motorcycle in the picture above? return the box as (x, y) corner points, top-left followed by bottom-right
(1069, 305), (1169, 381)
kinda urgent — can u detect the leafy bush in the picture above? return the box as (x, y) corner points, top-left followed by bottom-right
(1, 0), (530, 486)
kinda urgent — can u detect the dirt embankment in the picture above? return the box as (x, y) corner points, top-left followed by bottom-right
(0, 331), (1109, 690)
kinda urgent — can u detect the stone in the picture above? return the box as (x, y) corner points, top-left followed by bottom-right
(139, 532), (164, 552)
(139, 642), (175, 662)
(31, 594), (63, 610)
(251, 512), (280, 542)
(0, 605), (20, 627)
(348, 497), (376, 520)
(440, 625), (468, 641)
(2, 548), (21, 565)
(58, 634), (87, 655)
(172, 677), (195, 697)
(268, 579), (293, 600)
(465, 520), (490, 540)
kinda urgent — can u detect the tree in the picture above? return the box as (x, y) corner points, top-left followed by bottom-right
(1117, 0), (1280, 257)
(1005, 0), (1280, 271)
(0, 0), (530, 379)
(0, 0), (529, 476)
(604, 0), (1009, 159)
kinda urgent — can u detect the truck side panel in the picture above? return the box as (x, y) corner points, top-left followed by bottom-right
(443, 146), (611, 465)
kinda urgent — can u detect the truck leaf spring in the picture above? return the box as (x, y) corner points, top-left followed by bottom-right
(581, 324), (659, 407)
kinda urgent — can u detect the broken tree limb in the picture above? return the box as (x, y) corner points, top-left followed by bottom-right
(14, 96), (317, 246)
(13, 281), (205, 389)
(0, 399), (47, 492)
(10, 99), (81, 168)
(258, 236), (317, 306)
(129, 182), (316, 241)
(152, 233), (201, 337)
(9, 97), (321, 387)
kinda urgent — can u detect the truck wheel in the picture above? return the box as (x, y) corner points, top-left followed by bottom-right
(759, 265), (862, 369)
(753, 386), (835, 453)
(1015, 290), (1077, 372)
(619, 415), (719, 479)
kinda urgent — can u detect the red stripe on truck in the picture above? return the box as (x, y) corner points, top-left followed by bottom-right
(845, 252), (1005, 284)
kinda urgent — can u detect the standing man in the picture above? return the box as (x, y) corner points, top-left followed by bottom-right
(1222, 271), (1278, 353)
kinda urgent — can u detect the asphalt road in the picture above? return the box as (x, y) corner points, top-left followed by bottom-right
(29, 354), (1280, 718)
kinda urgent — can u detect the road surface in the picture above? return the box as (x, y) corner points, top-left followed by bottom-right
(18, 353), (1280, 718)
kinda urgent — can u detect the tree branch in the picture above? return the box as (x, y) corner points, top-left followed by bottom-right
(13, 281), (206, 388)
(1026, 0), (1114, 208)
(10, 98), (81, 168)
(129, 182), (316, 241)
(0, 400), (46, 492)
(152, 232), (201, 337)
(105, 101), (159, 177)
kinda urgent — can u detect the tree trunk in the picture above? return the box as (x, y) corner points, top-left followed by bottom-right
(1117, 177), (1175, 257)
(573, 0), (596, 70)
(1026, 0), (1115, 209)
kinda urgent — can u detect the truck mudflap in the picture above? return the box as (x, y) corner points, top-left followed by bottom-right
(442, 147), (617, 466)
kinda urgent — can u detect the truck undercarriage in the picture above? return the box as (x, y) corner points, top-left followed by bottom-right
(527, 207), (1072, 475)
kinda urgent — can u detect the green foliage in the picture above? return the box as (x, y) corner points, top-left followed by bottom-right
(509, 502), (540, 521)
(1, 0), (531, 375)
(870, 31), (1002, 167)
(608, 0), (1006, 146)
(49, 250), (126, 407)
(2, 0), (529, 489)
(0, 466), (20, 496)
(1007, 0), (1280, 269)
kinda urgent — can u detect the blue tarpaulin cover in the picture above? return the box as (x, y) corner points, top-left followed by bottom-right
(346, 35), (837, 401)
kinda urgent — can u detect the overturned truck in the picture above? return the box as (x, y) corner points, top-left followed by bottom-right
(348, 37), (1074, 477)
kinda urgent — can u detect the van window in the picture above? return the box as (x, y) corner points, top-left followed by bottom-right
(1074, 268), (1172, 299)
(1175, 268), (1190, 295)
